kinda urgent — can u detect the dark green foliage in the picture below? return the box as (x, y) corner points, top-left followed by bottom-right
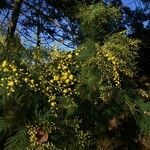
(78, 2), (121, 40)
(137, 115), (150, 134)
(4, 129), (28, 150)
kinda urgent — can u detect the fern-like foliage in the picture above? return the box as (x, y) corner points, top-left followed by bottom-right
(4, 129), (28, 150)
(0, 117), (6, 133)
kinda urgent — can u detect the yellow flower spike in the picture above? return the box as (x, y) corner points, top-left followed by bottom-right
(8, 81), (14, 87)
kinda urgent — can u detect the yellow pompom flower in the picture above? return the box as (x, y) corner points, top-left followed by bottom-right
(8, 81), (14, 87)
(68, 54), (72, 59)
(14, 79), (18, 83)
(69, 74), (74, 80)
(12, 68), (17, 72)
(24, 78), (28, 82)
(62, 65), (68, 70)
(51, 95), (56, 100)
(51, 101), (56, 107)
(57, 65), (61, 69)
(75, 52), (79, 56)
(63, 89), (68, 94)
(65, 79), (70, 84)
(53, 75), (59, 81)
(30, 79), (34, 84)
(61, 72), (68, 81)
(50, 80), (54, 83)
(3, 68), (9, 72)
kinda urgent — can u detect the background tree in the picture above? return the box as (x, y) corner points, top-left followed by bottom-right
(0, 0), (91, 48)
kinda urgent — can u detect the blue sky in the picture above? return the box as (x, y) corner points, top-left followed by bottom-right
(123, 0), (137, 9)
(123, 0), (144, 9)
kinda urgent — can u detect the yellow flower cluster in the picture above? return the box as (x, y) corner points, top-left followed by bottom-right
(27, 122), (57, 150)
(96, 42), (136, 89)
(51, 63), (77, 93)
(104, 53), (121, 87)
(0, 50), (80, 108)
(27, 126), (37, 147)
(122, 69), (134, 77)
(32, 50), (43, 62)
(0, 60), (40, 95)
(24, 77), (39, 90)
(143, 111), (150, 116)
(138, 89), (150, 99)
(0, 60), (19, 95)
(37, 51), (79, 107)
(99, 86), (113, 102)
(0, 60), (17, 72)
(77, 130), (92, 148)
(95, 44), (121, 88)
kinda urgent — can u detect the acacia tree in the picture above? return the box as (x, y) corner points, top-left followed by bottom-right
(0, 0), (150, 150)
(0, 0), (150, 149)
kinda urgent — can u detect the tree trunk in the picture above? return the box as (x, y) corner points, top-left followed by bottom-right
(8, 0), (23, 37)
